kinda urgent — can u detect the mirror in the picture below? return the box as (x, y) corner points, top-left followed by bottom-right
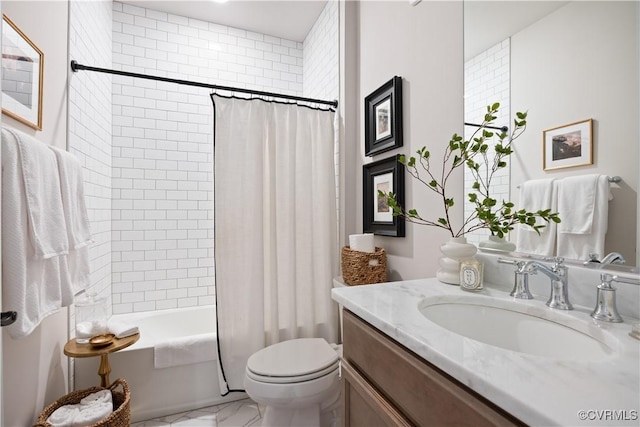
(463, 1), (638, 268)
(2, 13), (43, 130)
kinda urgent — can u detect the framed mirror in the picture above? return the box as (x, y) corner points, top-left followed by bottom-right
(2, 13), (43, 130)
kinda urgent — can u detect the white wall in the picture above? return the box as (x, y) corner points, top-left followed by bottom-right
(510, 1), (638, 263)
(303, 0), (338, 101)
(353, 0), (464, 280)
(1, 1), (70, 425)
(68, 0), (113, 389)
(110, 2), (306, 314)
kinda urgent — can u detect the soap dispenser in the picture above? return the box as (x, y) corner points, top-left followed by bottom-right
(590, 273), (623, 323)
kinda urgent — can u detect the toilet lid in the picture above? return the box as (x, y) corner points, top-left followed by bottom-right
(246, 338), (339, 380)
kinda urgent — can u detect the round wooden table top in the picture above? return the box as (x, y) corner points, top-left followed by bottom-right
(64, 333), (140, 358)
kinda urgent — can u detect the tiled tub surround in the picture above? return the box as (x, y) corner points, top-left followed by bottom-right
(332, 260), (640, 426)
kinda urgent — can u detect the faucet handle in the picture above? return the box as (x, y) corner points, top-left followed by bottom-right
(497, 257), (518, 265)
(591, 273), (623, 323)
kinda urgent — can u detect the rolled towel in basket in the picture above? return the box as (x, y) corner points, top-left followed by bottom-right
(79, 389), (112, 406)
(108, 319), (139, 339)
(47, 404), (80, 427)
(71, 401), (113, 427)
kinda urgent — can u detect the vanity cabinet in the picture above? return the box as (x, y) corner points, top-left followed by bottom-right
(341, 310), (524, 427)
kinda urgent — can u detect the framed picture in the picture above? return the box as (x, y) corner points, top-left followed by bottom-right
(1, 14), (44, 131)
(365, 76), (402, 156)
(543, 119), (593, 170)
(363, 155), (405, 237)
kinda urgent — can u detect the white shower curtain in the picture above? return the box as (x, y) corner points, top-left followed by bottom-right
(212, 95), (339, 393)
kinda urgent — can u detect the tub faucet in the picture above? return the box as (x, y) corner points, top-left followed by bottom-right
(499, 257), (572, 310)
(600, 252), (626, 265)
(585, 252), (626, 265)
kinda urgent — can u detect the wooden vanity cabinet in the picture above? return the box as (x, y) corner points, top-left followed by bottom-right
(341, 309), (525, 427)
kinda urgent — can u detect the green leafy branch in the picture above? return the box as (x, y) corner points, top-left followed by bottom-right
(379, 103), (560, 238)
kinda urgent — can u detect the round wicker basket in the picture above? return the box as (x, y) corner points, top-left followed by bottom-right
(34, 378), (130, 427)
(341, 246), (387, 285)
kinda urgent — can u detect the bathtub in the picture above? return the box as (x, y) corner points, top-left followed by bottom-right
(74, 305), (246, 422)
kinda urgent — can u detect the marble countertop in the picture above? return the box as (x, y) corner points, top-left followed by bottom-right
(332, 278), (640, 426)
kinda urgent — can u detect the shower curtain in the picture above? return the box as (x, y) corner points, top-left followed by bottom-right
(211, 94), (339, 393)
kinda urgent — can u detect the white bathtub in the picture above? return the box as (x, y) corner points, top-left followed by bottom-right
(74, 305), (246, 422)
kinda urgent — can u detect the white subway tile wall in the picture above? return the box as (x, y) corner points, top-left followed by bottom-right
(111, 2), (337, 314)
(68, 0), (113, 386)
(69, 0), (113, 310)
(303, 1), (340, 217)
(303, 0), (339, 101)
(463, 39), (510, 246)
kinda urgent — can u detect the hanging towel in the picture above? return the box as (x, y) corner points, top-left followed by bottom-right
(515, 179), (558, 257)
(50, 146), (92, 295)
(154, 332), (217, 369)
(557, 174), (610, 260)
(1, 128), (72, 338)
(8, 128), (69, 259)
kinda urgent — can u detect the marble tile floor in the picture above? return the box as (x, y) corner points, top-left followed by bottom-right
(131, 398), (263, 427)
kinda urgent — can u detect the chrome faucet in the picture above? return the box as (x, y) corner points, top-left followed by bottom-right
(591, 273), (640, 322)
(585, 252), (627, 265)
(600, 252), (627, 265)
(499, 257), (573, 310)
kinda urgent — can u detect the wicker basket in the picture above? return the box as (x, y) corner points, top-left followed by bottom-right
(341, 246), (387, 285)
(34, 378), (130, 427)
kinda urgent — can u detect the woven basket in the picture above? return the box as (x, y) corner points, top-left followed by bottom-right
(34, 378), (130, 427)
(341, 246), (387, 285)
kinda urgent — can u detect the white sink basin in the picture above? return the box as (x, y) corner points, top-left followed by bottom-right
(418, 295), (617, 361)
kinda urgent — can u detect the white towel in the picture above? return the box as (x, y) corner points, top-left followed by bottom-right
(557, 175), (610, 260)
(1, 128), (72, 338)
(49, 147), (92, 249)
(515, 179), (558, 257)
(108, 319), (139, 339)
(71, 402), (113, 427)
(47, 404), (80, 427)
(79, 389), (112, 406)
(9, 128), (68, 259)
(154, 332), (217, 369)
(50, 146), (92, 295)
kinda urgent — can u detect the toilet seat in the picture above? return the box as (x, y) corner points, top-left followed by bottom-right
(246, 338), (339, 384)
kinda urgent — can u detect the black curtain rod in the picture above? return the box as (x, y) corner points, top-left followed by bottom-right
(465, 122), (508, 133)
(70, 60), (338, 108)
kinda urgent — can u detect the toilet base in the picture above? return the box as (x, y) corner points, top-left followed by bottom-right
(260, 392), (341, 427)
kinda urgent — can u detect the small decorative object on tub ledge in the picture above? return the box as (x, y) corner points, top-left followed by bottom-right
(380, 103), (561, 285)
(341, 246), (387, 285)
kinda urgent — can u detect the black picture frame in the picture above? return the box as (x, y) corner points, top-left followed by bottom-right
(365, 76), (403, 156)
(363, 155), (405, 237)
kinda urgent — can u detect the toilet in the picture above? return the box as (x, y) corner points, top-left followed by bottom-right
(243, 278), (347, 427)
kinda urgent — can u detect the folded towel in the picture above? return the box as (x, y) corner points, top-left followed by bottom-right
(50, 147), (92, 295)
(71, 401), (113, 427)
(557, 175), (610, 260)
(79, 389), (112, 406)
(1, 128), (70, 338)
(47, 404), (80, 427)
(9, 128), (68, 259)
(108, 319), (139, 339)
(515, 179), (558, 257)
(154, 332), (217, 369)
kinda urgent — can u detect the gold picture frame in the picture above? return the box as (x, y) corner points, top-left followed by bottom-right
(543, 119), (593, 171)
(2, 13), (44, 130)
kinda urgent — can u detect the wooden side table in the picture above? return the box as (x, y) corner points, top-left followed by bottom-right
(64, 333), (139, 387)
